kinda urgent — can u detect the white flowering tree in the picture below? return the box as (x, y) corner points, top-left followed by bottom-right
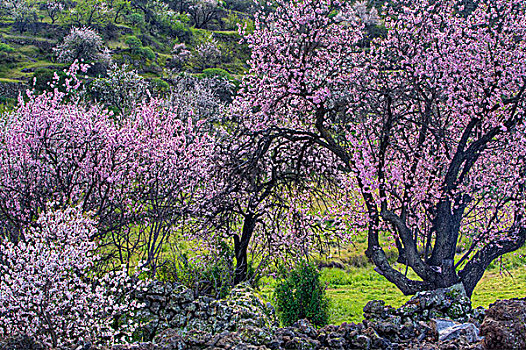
(54, 27), (111, 68)
(2, 0), (38, 32)
(0, 207), (142, 348)
(91, 64), (151, 116)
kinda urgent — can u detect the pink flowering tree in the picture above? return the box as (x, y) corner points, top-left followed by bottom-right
(240, 0), (526, 296)
(0, 65), (128, 242)
(0, 206), (141, 348)
(112, 99), (215, 276)
(0, 64), (215, 276)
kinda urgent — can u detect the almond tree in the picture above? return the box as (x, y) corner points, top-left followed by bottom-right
(240, 0), (526, 296)
(201, 126), (345, 284)
(54, 27), (111, 67)
(0, 64), (215, 276)
(0, 206), (141, 348)
(0, 65), (126, 242)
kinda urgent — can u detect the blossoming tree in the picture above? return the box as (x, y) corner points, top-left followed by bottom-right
(0, 206), (140, 347)
(0, 64), (215, 276)
(240, 0), (526, 296)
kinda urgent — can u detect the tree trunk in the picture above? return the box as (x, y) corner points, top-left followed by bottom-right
(233, 213), (256, 285)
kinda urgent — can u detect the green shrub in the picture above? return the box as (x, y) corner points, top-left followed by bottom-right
(0, 43), (15, 53)
(140, 47), (156, 61)
(273, 261), (329, 327)
(202, 68), (231, 80)
(150, 78), (169, 93)
(127, 13), (144, 27)
(169, 241), (235, 299)
(32, 68), (68, 92)
(125, 36), (142, 51)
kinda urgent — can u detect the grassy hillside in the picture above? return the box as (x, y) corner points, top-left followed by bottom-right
(0, 1), (252, 100)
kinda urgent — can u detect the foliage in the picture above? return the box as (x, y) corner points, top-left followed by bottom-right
(174, 241), (235, 298)
(2, 0), (38, 32)
(0, 43), (16, 64)
(273, 261), (329, 327)
(125, 35), (143, 51)
(0, 206), (143, 348)
(150, 77), (169, 93)
(240, 0), (526, 296)
(126, 12), (144, 27)
(139, 46), (155, 60)
(0, 43), (15, 53)
(32, 68), (68, 92)
(202, 67), (231, 80)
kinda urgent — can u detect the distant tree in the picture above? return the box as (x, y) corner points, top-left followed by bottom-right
(3, 0), (38, 32)
(189, 36), (221, 71)
(106, 0), (131, 23)
(54, 27), (111, 68)
(187, 0), (222, 28)
(90, 64), (150, 116)
(170, 42), (191, 70)
(240, 0), (526, 296)
(165, 73), (232, 118)
(39, 0), (66, 24)
(66, 0), (113, 27)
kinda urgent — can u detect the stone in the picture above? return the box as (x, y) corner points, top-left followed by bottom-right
(351, 334), (371, 349)
(480, 298), (526, 350)
(0, 335), (44, 350)
(433, 318), (457, 333)
(438, 323), (481, 343)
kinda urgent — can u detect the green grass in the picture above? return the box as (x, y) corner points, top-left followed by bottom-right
(320, 265), (526, 325)
(261, 245), (526, 325)
(322, 267), (410, 324)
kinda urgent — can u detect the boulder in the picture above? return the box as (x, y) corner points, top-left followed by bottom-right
(438, 323), (481, 343)
(480, 298), (526, 350)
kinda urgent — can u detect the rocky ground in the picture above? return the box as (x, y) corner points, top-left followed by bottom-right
(2, 282), (525, 350)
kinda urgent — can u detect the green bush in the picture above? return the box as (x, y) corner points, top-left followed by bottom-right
(202, 68), (232, 80)
(125, 36), (142, 51)
(150, 78), (169, 93)
(169, 241), (235, 299)
(127, 13), (145, 27)
(273, 261), (329, 327)
(32, 68), (68, 92)
(140, 47), (156, 61)
(0, 43), (15, 53)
